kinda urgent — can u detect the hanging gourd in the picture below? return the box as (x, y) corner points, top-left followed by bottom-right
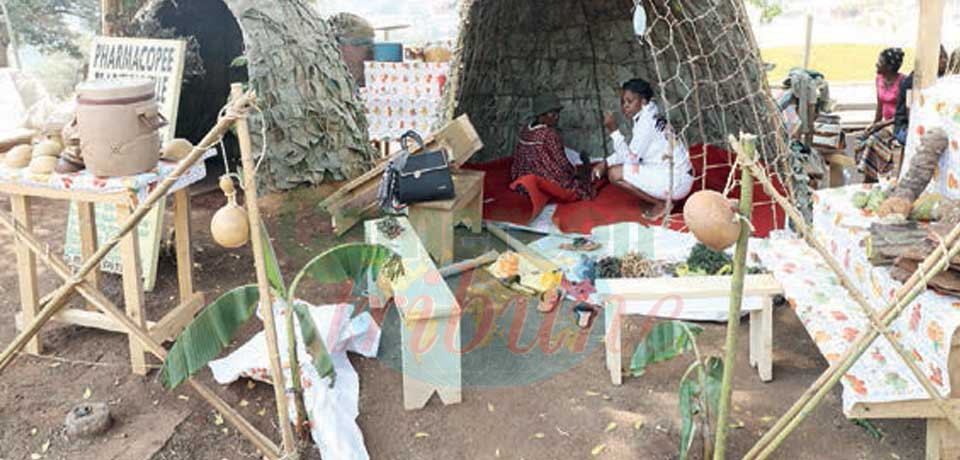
(210, 175), (250, 248)
(683, 190), (741, 251)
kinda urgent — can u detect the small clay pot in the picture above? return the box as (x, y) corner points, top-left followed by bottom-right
(29, 155), (58, 174)
(5, 144), (33, 168)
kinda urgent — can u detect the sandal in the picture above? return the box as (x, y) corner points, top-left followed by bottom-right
(560, 237), (602, 252)
(537, 288), (563, 313)
(573, 303), (601, 329)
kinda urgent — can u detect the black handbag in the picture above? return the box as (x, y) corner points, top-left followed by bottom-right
(378, 131), (455, 211)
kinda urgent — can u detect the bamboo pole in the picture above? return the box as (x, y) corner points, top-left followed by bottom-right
(230, 83), (299, 459)
(738, 153), (960, 460)
(711, 134), (755, 460)
(0, 91), (257, 373)
(914, 0), (946, 90)
(801, 14), (813, 70)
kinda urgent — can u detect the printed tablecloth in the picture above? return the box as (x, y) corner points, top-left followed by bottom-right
(752, 184), (960, 413)
(0, 150), (213, 205)
(361, 62), (448, 140)
(900, 76), (960, 198)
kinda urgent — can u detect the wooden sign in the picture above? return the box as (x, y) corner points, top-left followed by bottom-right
(63, 36), (186, 291)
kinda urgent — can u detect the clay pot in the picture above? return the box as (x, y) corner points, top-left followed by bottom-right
(683, 190), (741, 251)
(29, 155), (59, 174)
(6, 144), (33, 168)
(210, 176), (250, 249)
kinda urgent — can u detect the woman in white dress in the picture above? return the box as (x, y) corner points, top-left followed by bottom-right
(592, 78), (694, 219)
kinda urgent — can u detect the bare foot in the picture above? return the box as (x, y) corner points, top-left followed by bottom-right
(643, 202), (666, 221)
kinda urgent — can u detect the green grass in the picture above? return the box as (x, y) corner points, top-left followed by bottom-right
(762, 44), (916, 84)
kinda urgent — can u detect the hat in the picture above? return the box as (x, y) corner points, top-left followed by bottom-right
(532, 94), (563, 117)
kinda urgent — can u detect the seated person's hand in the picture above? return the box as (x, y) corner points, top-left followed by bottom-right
(603, 113), (618, 134)
(592, 162), (607, 180)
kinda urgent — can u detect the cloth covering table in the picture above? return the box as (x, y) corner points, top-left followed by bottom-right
(752, 184), (960, 415)
(1, 156), (208, 375)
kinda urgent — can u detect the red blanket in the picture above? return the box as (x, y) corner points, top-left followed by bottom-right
(464, 144), (787, 237)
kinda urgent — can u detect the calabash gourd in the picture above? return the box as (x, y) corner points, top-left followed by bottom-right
(682, 190), (741, 251)
(161, 138), (193, 162)
(210, 175), (250, 248)
(6, 144), (33, 169)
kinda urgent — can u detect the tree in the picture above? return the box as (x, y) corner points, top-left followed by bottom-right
(0, 0), (98, 66)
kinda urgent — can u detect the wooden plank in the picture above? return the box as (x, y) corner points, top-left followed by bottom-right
(16, 310), (158, 335)
(173, 189), (194, 301)
(77, 202), (101, 311)
(0, 183), (128, 204)
(10, 194), (40, 354)
(802, 14), (814, 69)
(150, 293), (205, 343)
(438, 250), (500, 278)
(599, 274), (783, 301)
(117, 204), (148, 375)
(915, 0), (946, 90)
(848, 399), (960, 419)
(483, 221), (558, 273)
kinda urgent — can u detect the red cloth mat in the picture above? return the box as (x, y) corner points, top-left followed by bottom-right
(464, 144), (786, 237)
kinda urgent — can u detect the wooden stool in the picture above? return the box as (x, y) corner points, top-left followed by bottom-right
(407, 169), (485, 266)
(599, 274), (783, 384)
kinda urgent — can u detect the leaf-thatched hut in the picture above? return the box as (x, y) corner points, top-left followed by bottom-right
(131, 0), (374, 190)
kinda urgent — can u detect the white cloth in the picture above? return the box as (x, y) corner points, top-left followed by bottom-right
(605, 102), (694, 201)
(564, 147), (583, 166)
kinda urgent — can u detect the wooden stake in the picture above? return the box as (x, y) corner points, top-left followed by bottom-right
(802, 14), (813, 70)
(483, 221), (557, 273)
(438, 250), (500, 278)
(230, 83), (299, 459)
(712, 134), (756, 460)
(737, 149), (960, 460)
(915, 0), (945, 90)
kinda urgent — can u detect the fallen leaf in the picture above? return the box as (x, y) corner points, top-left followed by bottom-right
(30, 428), (37, 436)
(213, 412), (224, 426)
(177, 395), (190, 401)
(239, 400), (250, 408)
(48, 362), (61, 368)
(487, 403), (495, 412)
(41, 441), (49, 453)
(891, 454), (901, 459)
(760, 415), (774, 423)
(495, 448), (501, 458)
(605, 422), (618, 433)
(221, 428), (229, 434)
(82, 388), (91, 400)
(585, 390), (600, 396)
(601, 394), (611, 401)
(532, 432), (545, 439)
(634, 420), (644, 431)
(414, 432), (430, 439)
(591, 443), (606, 456)
(257, 408), (267, 417)
(246, 381), (256, 390)
(30, 454), (41, 460)
(730, 420), (746, 429)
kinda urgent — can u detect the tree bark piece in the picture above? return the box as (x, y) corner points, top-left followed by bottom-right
(893, 128), (950, 202)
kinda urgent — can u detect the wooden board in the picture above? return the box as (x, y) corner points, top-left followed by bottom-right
(598, 274), (783, 301)
(64, 36), (188, 291)
(321, 115), (484, 236)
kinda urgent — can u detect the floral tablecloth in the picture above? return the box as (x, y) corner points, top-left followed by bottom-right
(752, 184), (960, 413)
(0, 150), (213, 206)
(900, 76), (960, 198)
(361, 61), (448, 140)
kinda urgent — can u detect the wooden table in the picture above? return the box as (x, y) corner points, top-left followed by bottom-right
(1, 178), (203, 375)
(408, 169), (485, 265)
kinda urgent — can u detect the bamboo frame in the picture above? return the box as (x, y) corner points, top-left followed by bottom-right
(0, 88), (293, 460)
(737, 151), (960, 460)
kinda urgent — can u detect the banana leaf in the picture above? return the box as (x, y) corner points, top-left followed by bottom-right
(160, 285), (260, 389)
(259, 219), (286, 295)
(289, 243), (402, 300)
(630, 321), (704, 377)
(291, 301), (335, 383)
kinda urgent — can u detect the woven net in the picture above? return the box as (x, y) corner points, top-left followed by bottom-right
(447, 0), (810, 229)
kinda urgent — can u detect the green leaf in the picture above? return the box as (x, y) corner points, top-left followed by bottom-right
(230, 55), (249, 68)
(703, 356), (724, 414)
(852, 419), (884, 440)
(288, 243), (403, 301)
(291, 302), (336, 383)
(160, 285), (260, 389)
(259, 220), (286, 295)
(630, 321), (704, 377)
(678, 375), (698, 460)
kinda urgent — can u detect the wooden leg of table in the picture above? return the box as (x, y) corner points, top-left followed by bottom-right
(468, 187), (484, 233)
(117, 204), (148, 375)
(173, 189), (194, 302)
(926, 419), (960, 460)
(604, 303), (622, 385)
(11, 195), (40, 355)
(400, 316), (462, 410)
(750, 297), (774, 382)
(77, 202), (100, 311)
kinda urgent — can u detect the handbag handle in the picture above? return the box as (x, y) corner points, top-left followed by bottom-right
(399, 130), (426, 153)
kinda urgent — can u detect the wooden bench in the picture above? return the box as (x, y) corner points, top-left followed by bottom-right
(598, 274), (784, 385)
(365, 216), (462, 410)
(408, 169), (485, 265)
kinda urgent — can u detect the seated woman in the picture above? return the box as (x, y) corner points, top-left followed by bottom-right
(856, 47), (906, 182)
(511, 94), (595, 200)
(592, 78), (693, 220)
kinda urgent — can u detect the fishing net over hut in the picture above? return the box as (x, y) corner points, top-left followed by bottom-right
(446, 0), (812, 228)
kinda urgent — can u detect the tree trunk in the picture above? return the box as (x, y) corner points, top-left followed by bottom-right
(0, 41), (8, 68)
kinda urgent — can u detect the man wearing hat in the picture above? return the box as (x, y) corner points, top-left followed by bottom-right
(510, 95), (595, 200)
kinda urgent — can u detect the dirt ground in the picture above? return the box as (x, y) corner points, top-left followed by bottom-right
(0, 183), (928, 460)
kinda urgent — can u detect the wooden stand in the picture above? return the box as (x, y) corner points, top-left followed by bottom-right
(600, 274), (783, 384)
(365, 216), (462, 410)
(2, 184), (203, 375)
(408, 170), (485, 265)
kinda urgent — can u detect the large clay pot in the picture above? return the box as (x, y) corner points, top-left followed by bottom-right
(683, 190), (741, 251)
